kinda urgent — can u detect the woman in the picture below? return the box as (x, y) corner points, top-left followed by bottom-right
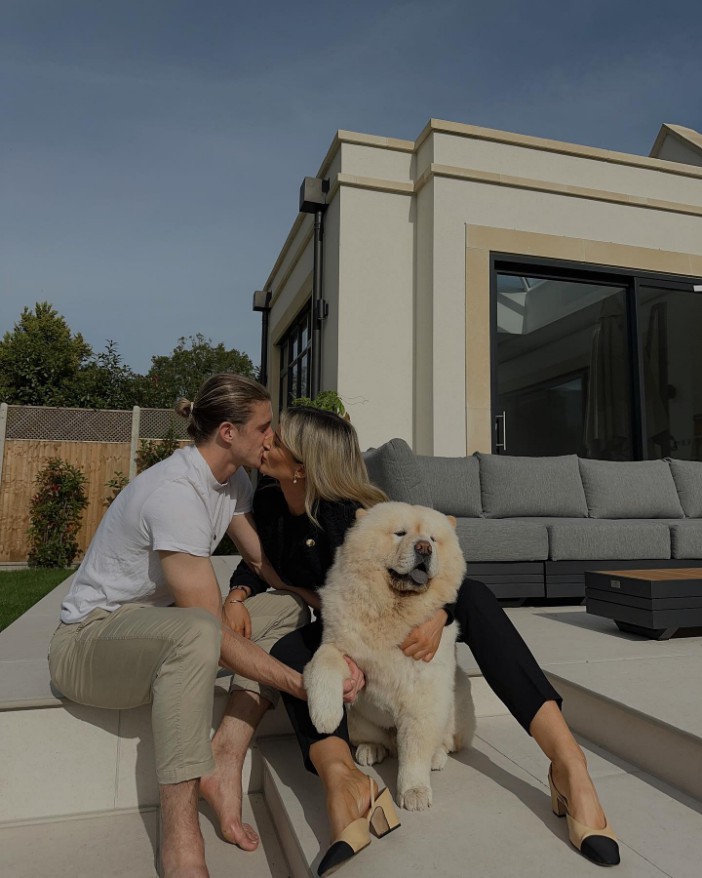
(229, 407), (619, 874)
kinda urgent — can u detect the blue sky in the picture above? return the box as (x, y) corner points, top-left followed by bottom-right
(2, 0), (701, 375)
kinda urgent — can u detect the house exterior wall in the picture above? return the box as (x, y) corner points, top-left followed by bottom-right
(260, 120), (702, 453)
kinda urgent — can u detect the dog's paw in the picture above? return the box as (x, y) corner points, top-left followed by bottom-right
(430, 747), (448, 771)
(355, 743), (388, 766)
(399, 786), (432, 811)
(308, 695), (344, 735)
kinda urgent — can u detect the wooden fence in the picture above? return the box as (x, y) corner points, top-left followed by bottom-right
(0, 404), (188, 564)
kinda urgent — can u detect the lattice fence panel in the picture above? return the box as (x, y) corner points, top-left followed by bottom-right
(0, 405), (190, 562)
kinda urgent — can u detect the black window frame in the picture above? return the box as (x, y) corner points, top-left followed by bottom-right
(278, 303), (312, 412)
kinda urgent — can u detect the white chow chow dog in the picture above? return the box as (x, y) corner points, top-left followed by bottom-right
(304, 501), (475, 811)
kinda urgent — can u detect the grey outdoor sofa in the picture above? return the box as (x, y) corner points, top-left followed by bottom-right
(363, 439), (702, 601)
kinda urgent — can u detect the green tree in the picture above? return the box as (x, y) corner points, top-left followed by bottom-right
(0, 302), (93, 405)
(72, 340), (138, 410)
(134, 333), (257, 408)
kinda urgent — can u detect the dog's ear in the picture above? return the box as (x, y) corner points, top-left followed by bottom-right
(355, 508), (368, 520)
(446, 514), (457, 529)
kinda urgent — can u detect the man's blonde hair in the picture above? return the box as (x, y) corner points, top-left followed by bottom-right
(175, 372), (270, 444)
(279, 407), (386, 525)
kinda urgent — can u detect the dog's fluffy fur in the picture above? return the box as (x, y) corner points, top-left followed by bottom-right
(304, 501), (475, 811)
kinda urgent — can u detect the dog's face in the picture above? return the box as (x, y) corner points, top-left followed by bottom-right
(346, 502), (466, 606)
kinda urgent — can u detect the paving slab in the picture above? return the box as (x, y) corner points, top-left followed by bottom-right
(0, 794), (288, 878)
(261, 727), (679, 878)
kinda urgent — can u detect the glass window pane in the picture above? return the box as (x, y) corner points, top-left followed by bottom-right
(638, 287), (702, 460)
(276, 303), (312, 412)
(496, 273), (633, 459)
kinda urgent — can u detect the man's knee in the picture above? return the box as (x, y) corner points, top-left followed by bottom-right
(275, 592), (311, 630)
(176, 607), (221, 667)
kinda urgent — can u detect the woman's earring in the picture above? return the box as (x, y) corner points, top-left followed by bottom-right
(293, 476), (298, 484)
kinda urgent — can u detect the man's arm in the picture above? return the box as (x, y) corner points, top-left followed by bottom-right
(228, 512), (303, 594)
(158, 551), (305, 699)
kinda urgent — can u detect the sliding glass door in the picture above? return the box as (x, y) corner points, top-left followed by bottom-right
(637, 282), (702, 460)
(492, 262), (702, 460)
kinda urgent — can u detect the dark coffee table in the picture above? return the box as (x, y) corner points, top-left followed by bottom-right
(585, 567), (702, 640)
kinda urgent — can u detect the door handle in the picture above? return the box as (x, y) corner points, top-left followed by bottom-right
(495, 411), (507, 452)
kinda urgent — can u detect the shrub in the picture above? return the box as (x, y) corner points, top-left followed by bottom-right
(104, 425), (183, 506)
(136, 423), (182, 471)
(104, 471), (129, 507)
(291, 390), (348, 418)
(27, 458), (88, 568)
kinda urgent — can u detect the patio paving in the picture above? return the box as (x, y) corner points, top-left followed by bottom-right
(1, 559), (700, 876)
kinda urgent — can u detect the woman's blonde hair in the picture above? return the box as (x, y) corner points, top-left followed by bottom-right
(175, 372), (269, 444)
(279, 406), (386, 525)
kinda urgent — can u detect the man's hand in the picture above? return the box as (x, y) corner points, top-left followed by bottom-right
(400, 609), (448, 662)
(342, 655), (365, 703)
(223, 600), (252, 638)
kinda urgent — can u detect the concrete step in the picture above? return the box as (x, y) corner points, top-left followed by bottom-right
(260, 718), (702, 878)
(497, 605), (702, 800)
(0, 692), (293, 824)
(0, 795), (289, 878)
(0, 677), (505, 826)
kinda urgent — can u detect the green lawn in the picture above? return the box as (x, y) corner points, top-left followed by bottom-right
(0, 568), (72, 632)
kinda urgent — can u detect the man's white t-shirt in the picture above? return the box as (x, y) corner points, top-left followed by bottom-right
(60, 445), (253, 623)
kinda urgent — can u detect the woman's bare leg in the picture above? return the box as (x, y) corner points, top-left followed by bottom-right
(309, 736), (376, 841)
(530, 700), (607, 829)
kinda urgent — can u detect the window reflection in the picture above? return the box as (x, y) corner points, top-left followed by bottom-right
(638, 287), (702, 461)
(496, 273), (633, 459)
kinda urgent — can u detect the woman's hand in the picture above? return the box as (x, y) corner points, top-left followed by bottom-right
(223, 597), (252, 638)
(400, 609), (448, 662)
(342, 655), (365, 703)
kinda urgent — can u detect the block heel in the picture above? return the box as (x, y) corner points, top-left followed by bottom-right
(369, 787), (401, 838)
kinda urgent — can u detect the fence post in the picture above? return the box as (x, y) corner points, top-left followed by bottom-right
(0, 403), (7, 490)
(129, 406), (141, 480)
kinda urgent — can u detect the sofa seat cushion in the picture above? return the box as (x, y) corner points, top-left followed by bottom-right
(455, 518), (549, 562)
(363, 439), (433, 507)
(669, 520), (702, 559)
(417, 455), (482, 517)
(544, 519), (671, 560)
(476, 453), (588, 518)
(578, 458), (684, 519)
(667, 459), (702, 518)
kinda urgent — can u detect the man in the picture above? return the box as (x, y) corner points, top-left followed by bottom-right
(49, 374), (361, 878)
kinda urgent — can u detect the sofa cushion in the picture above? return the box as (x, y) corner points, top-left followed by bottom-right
(363, 439), (433, 507)
(667, 458), (702, 518)
(476, 453), (588, 518)
(546, 519), (671, 560)
(455, 518), (549, 562)
(669, 521), (702, 559)
(416, 455), (482, 518)
(578, 459), (684, 519)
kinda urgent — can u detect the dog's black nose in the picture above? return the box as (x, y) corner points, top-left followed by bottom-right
(414, 540), (432, 557)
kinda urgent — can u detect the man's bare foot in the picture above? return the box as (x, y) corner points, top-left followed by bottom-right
(325, 766), (376, 842)
(160, 780), (210, 878)
(200, 761), (260, 851)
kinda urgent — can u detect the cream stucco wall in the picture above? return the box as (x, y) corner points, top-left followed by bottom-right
(260, 120), (702, 454)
